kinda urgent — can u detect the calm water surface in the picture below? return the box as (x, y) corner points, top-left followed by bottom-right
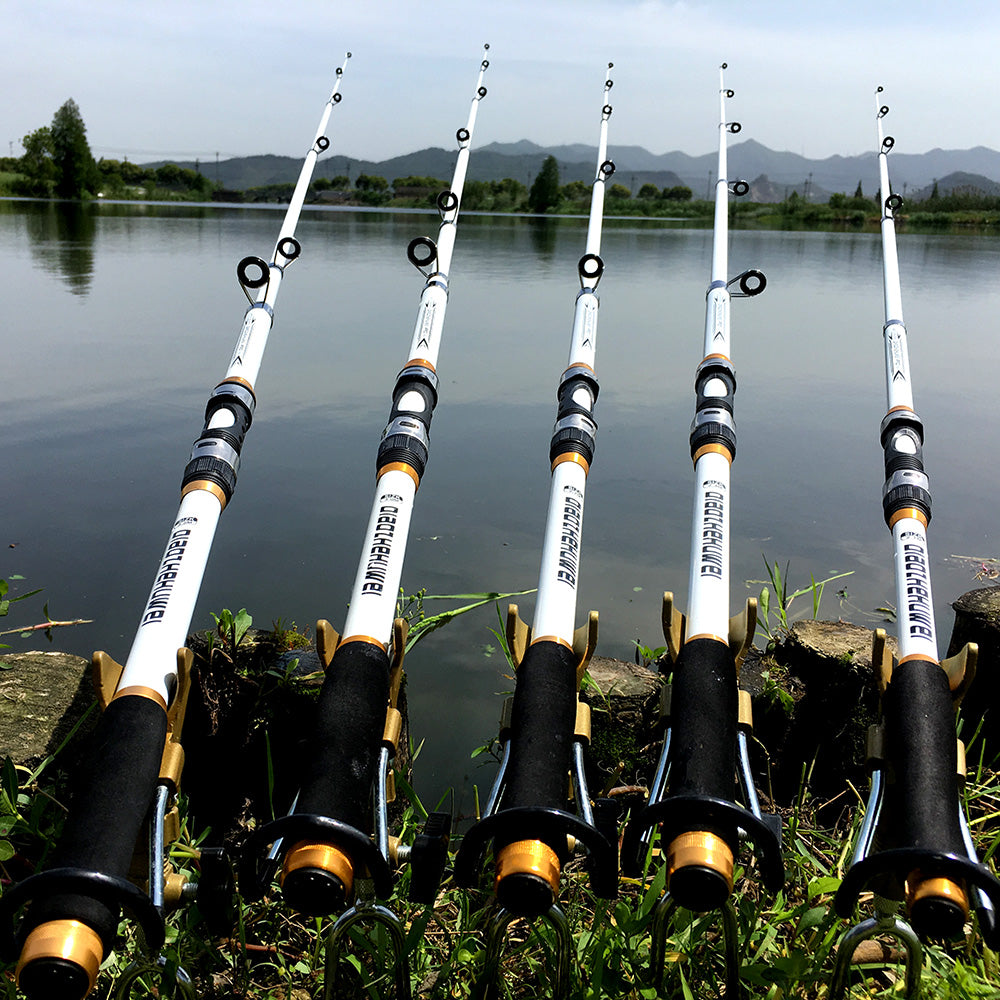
(3, 199), (999, 812)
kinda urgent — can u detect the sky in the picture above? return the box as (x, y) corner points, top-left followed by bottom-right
(7, 1), (1000, 166)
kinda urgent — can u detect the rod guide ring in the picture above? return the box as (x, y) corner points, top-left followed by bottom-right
(481, 59), (489, 69)
(727, 121), (742, 134)
(456, 127), (470, 143)
(882, 136), (895, 153)
(277, 236), (301, 262)
(407, 236), (438, 270)
(728, 268), (766, 297)
(578, 253), (604, 287)
(726, 88), (735, 98)
(879, 104), (890, 118)
(599, 159), (615, 177)
(602, 104), (613, 117)
(436, 190), (459, 214)
(237, 255), (269, 289)
(332, 92), (342, 103)
(732, 179), (750, 197)
(886, 193), (904, 213)
(316, 136), (330, 151)
(478, 86), (488, 98)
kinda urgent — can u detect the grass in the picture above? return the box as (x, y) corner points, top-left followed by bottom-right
(0, 596), (997, 998)
(3, 754), (996, 998)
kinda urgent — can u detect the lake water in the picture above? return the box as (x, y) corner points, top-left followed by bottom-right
(3, 198), (999, 814)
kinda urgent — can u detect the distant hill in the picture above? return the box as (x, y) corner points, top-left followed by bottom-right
(143, 141), (1000, 202)
(906, 171), (1000, 201)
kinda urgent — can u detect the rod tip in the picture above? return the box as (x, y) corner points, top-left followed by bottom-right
(721, 61), (728, 69)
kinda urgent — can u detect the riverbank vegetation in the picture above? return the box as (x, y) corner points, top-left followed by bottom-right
(6, 102), (1000, 230)
(1, 600), (997, 998)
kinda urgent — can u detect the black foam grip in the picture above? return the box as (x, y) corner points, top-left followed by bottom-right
(501, 640), (578, 814)
(295, 641), (390, 832)
(667, 638), (738, 827)
(882, 659), (964, 854)
(24, 696), (167, 950)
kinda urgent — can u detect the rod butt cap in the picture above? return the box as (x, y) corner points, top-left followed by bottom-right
(495, 839), (561, 917)
(17, 920), (103, 1000)
(281, 840), (353, 916)
(18, 959), (92, 1000)
(907, 875), (969, 940)
(666, 831), (734, 912)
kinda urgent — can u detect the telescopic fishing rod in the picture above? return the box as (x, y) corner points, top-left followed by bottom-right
(620, 62), (782, 993)
(453, 64), (619, 998)
(0, 55), (353, 1000)
(828, 88), (1000, 1000)
(239, 46), (490, 998)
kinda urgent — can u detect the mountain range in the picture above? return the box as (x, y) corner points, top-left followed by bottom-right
(156, 139), (1000, 201)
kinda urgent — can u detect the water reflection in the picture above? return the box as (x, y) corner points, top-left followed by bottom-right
(529, 215), (559, 258)
(8, 200), (97, 295)
(3, 201), (999, 801)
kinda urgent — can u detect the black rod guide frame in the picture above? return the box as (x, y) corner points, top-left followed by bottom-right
(828, 88), (1000, 1000)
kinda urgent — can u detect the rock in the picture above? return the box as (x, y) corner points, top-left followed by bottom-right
(0, 651), (95, 767)
(179, 626), (411, 846)
(744, 621), (890, 808)
(580, 655), (663, 792)
(946, 587), (1000, 753)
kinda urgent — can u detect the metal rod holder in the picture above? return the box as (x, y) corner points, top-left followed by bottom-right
(323, 895), (410, 1000)
(651, 895), (741, 998)
(482, 739), (511, 818)
(571, 741), (595, 828)
(829, 901), (922, 1000)
(112, 956), (198, 1000)
(477, 903), (570, 1000)
(149, 784), (170, 914)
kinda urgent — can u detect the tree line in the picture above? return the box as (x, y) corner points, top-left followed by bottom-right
(7, 103), (1000, 225)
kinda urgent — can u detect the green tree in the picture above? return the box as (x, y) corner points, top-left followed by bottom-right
(528, 155), (561, 213)
(853, 180), (864, 198)
(637, 182), (660, 199)
(50, 99), (97, 198)
(661, 185), (693, 202)
(354, 173), (388, 191)
(560, 180), (588, 201)
(155, 163), (184, 188)
(491, 177), (527, 211)
(17, 127), (56, 195)
(609, 183), (631, 200)
(120, 160), (152, 186)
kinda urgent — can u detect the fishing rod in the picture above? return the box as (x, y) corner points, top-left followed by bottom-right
(240, 46), (490, 998)
(620, 62), (782, 993)
(828, 89), (1000, 1000)
(453, 64), (619, 998)
(0, 55), (353, 1000)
